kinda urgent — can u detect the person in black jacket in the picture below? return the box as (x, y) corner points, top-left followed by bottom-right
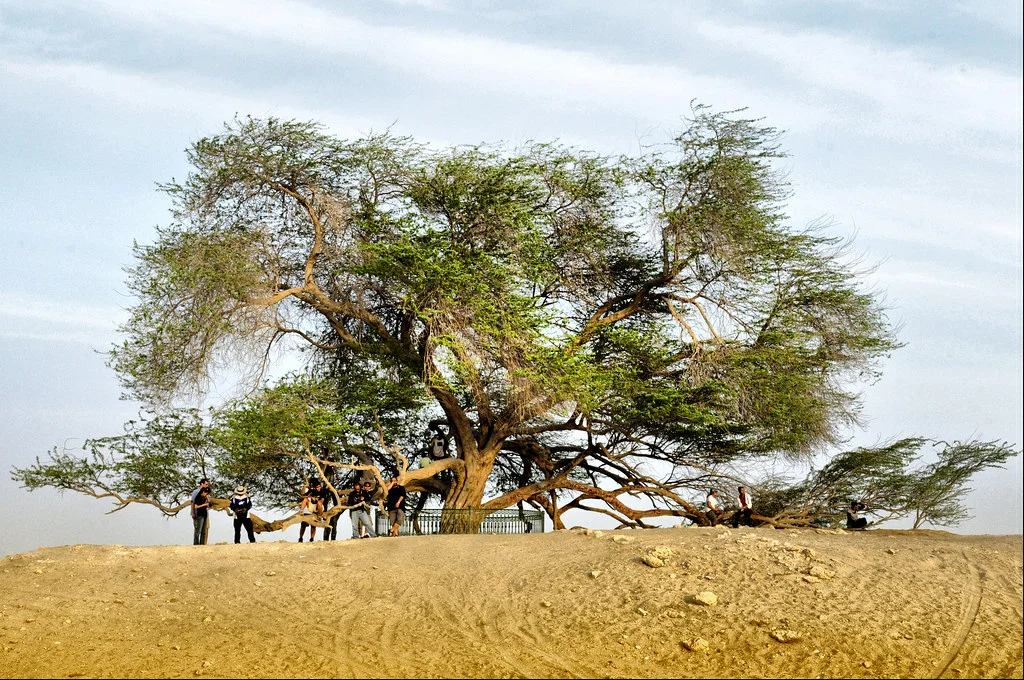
(228, 486), (256, 543)
(191, 487), (211, 545)
(846, 501), (868, 529)
(385, 477), (407, 537)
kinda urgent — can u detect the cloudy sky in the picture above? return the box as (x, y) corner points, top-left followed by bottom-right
(1, 0), (1020, 555)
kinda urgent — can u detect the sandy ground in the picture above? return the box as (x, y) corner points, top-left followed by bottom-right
(0, 526), (1021, 679)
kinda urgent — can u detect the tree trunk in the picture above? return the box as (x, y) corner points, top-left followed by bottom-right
(439, 444), (498, 533)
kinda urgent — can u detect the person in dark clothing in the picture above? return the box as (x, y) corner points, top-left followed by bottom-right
(385, 477), (407, 537)
(846, 501), (868, 529)
(321, 482), (339, 541)
(190, 478), (212, 544)
(192, 487), (211, 545)
(299, 479), (325, 542)
(228, 485), (256, 543)
(347, 481), (375, 539)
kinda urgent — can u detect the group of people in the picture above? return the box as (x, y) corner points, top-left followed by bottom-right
(702, 485), (871, 530)
(189, 475), (408, 545)
(190, 478), (257, 545)
(704, 486), (753, 528)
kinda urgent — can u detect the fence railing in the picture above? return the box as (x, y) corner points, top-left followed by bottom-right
(374, 507), (545, 536)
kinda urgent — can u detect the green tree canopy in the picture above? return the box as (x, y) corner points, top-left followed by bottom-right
(25, 106), (994, 533)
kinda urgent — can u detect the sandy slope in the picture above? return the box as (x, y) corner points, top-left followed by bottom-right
(0, 526), (1021, 679)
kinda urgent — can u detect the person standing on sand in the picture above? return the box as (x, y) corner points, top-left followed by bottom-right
(734, 486), (753, 528)
(385, 477), (407, 537)
(191, 478), (213, 544)
(298, 479), (325, 542)
(228, 485), (256, 543)
(347, 481), (376, 539)
(192, 485), (211, 545)
(706, 489), (722, 525)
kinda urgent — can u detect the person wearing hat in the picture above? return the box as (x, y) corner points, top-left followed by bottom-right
(228, 485), (256, 543)
(705, 488), (722, 526)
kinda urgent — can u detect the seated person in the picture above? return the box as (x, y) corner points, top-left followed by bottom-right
(846, 501), (868, 529)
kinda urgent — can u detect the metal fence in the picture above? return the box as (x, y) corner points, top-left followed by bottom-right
(374, 507), (545, 536)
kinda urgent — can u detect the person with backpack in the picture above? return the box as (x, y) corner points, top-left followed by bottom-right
(228, 486), (256, 543)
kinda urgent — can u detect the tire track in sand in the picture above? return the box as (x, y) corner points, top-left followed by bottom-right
(935, 551), (982, 679)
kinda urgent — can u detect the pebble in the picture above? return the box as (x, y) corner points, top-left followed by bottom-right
(541, 601), (552, 608)
(887, 548), (898, 555)
(265, 571), (276, 577)
(770, 629), (801, 643)
(641, 555), (665, 568)
(682, 637), (710, 652)
(637, 608), (649, 616)
(202, 616), (212, 623)
(611, 535), (635, 544)
(589, 570), (603, 578)
(807, 565), (835, 580)
(691, 591), (718, 606)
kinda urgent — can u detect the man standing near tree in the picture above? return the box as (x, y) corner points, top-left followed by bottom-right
(385, 477), (407, 537)
(191, 484), (211, 545)
(228, 485), (256, 543)
(347, 481), (375, 539)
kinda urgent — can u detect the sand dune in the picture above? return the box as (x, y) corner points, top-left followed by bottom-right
(1, 526), (1021, 678)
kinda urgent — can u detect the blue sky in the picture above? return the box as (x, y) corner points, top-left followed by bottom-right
(1, 0), (1020, 554)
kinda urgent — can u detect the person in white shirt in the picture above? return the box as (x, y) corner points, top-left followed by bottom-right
(734, 486), (753, 527)
(705, 489), (722, 525)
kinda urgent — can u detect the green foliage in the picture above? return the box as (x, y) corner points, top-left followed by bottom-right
(21, 106), (951, 529)
(764, 438), (1020, 529)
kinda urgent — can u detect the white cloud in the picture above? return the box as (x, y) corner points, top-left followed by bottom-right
(691, 18), (1023, 158)
(0, 291), (124, 330)
(65, 0), (829, 130)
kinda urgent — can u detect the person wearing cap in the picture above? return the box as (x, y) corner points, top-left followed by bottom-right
(298, 479), (325, 542)
(733, 486), (753, 528)
(228, 485), (256, 543)
(384, 476), (407, 537)
(705, 489), (722, 526)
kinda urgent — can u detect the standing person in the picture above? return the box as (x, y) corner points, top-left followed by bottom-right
(228, 485), (256, 543)
(321, 481), (339, 541)
(705, 489), (722, 525)
(347, 481), (376, 539)
(298, 479), (325, 543)
(734, 486), (753, 528)
(191, 478), (212, 543)
(192, 485), (211, 545)
(384, 477), (407, 537)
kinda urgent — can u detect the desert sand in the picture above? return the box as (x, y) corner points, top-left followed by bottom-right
(1, 526), (1021, 678)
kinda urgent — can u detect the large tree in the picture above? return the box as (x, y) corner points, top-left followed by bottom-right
(18, 107), (940, 531)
